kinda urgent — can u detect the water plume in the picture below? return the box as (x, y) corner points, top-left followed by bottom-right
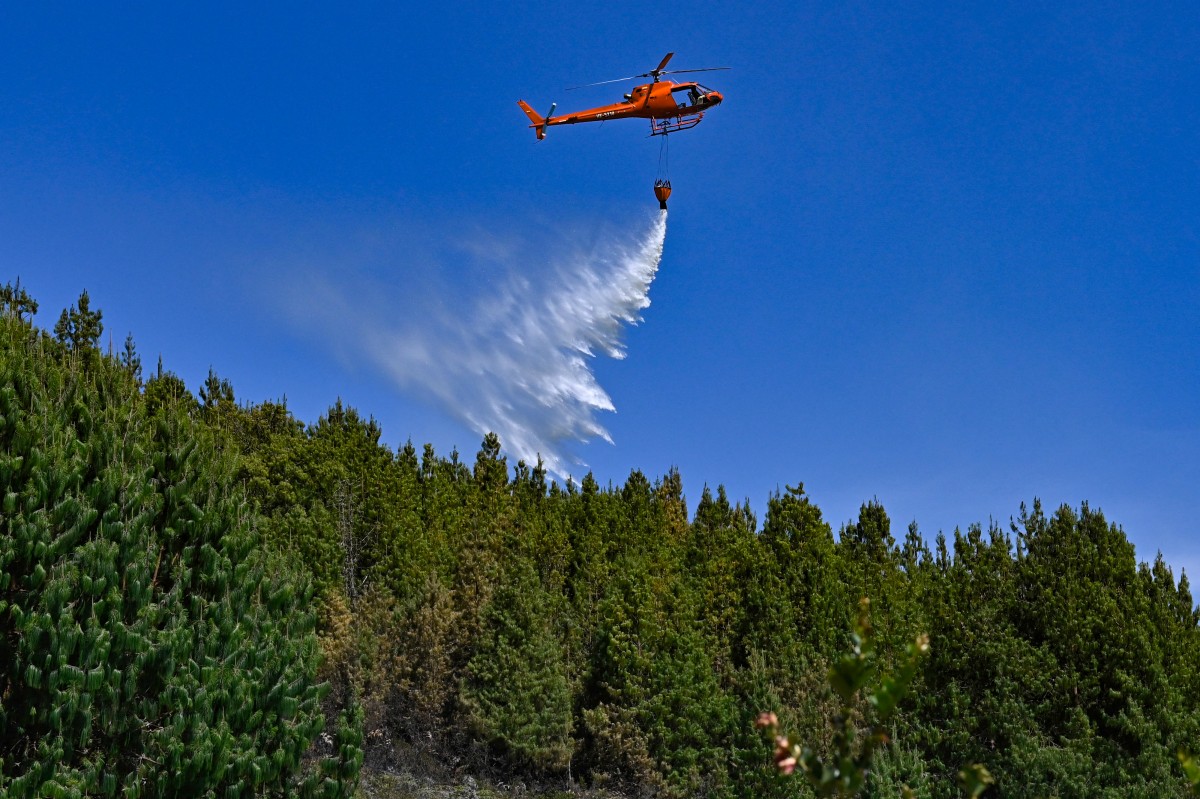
(290, 210), (667, 476)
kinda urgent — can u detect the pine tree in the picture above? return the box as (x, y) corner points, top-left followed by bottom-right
(0, 278), (38, 321)
(0, 310), (361, 798)
(51, 289), (103, 352)
(461, 560), (573, 773)
(119, 333), (142, 382)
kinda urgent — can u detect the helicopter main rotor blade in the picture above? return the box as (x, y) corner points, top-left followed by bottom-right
(563, 57), (729, 91)
(660, 66), (731, 76)
(565, 75), (644, 90)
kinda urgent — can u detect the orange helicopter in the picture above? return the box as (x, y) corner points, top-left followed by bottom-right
(518, 53), (727, 140)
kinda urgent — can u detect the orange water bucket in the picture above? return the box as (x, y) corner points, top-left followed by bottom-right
(653, 179), (672, 210)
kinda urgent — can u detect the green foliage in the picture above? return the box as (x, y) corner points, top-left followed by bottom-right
(11, 283), (1197, 799)
(119, 332), (142, 382)
(51, 289), (103, 352)
(461, 560), (573, 772)
(956, 764), (995, 799)
(761, 598), (931, 797)
(0, 309), (360, 797)
(143, 357), (200, 418)
(0, 278), (38, 320)
(1181, 751), (1200, 795)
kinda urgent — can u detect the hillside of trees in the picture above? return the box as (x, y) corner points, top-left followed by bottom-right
(3, 283), (1199, 798)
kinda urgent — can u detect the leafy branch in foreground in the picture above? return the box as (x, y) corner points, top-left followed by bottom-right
(757, 597), (993, 798)
(1180, 750), (1200, 795)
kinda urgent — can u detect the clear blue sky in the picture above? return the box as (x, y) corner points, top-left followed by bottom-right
(3, 3), (1197, 578)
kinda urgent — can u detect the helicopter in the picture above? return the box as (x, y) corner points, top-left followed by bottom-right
(518, 53), (727, 140)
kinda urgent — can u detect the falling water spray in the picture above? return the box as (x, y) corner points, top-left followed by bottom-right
(291, 209), (669, 477)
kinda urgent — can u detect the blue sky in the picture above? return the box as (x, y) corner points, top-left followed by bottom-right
(3, 3), (1198, 579)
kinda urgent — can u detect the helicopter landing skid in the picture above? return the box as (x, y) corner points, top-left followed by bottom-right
(650, 113), (705, 136)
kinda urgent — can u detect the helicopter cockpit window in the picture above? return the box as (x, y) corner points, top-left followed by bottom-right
(672, 85), (701, 109)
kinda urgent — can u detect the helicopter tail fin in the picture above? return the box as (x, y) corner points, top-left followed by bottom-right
(517, 100), (554, 140)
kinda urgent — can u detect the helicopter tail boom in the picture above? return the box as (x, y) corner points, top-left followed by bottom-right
(517, 100), (555, 140)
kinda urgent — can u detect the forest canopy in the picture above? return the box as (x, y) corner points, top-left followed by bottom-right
(3, 284), (1198, 799)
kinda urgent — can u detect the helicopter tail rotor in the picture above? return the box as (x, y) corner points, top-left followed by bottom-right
(517, 100), (556, 139)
